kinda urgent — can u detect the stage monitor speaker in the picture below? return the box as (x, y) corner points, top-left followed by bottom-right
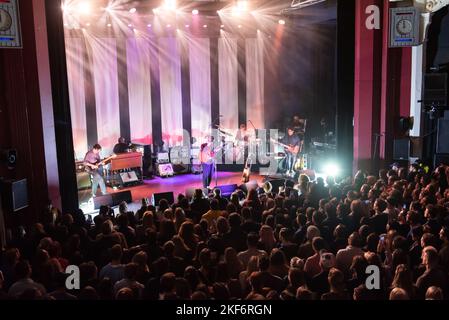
(434, 154), (449, 167)
(172, 164), (190, 174)
(157, 163), (174, 177)
(215, 184), (239, 197)
(94, 190), (132, 210)
(93, 194), (113, 210)
(393, 139), (410, 160)
(424, 73), (447, 107)
(436, 118), (449, 154)
(77, 171), (91, 191)
(186, 188), (209, 200)
(152, 192), (175, 206)
(0, 179), (28, 212)
(239, 181), (259, 194)
(120, 171), (139, 185)
(112, 190), (132, 205)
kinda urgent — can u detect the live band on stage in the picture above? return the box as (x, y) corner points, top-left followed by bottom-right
(81, 116), (336, 198)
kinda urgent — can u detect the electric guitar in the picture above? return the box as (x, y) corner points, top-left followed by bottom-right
(84, 154), (117, 173)
(271, 138), (300, 156)
(200, 144), (223, 164)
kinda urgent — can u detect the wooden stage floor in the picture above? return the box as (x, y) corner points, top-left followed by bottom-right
(78, 171), (265, 215)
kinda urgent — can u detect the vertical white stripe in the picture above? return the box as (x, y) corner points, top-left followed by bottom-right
(218, 37), (239, 132)
(127, 37), (153, 145)
(189, 38), (212, 142)
(410, 45), (423, 137)
(159, 37), (183, 147)
(65, 37), (87, 160)
(246, 37), (265, 129)
(91, 38), (121, 155)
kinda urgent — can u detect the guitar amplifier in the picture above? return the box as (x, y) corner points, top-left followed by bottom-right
(77, 171), (91, 191)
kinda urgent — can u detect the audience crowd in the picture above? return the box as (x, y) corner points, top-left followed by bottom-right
(1, 162), (449, 300)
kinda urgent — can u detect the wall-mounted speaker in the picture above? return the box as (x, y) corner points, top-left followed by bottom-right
(424, 73), (448, 107)
(0, 179), (28, 212)
(436, 118), (449, 154)
(393, 139), (410, 160)
(1, 149), (17, 169)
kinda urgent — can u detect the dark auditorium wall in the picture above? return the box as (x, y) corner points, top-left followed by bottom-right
(0, 0), (50, 228)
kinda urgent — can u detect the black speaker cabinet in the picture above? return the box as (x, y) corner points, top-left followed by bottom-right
(424, 73), (448, 107)
(215, 184), (239, 197)
(93, 190), (132, 210)
(437, 118), (449, 154)
(0, 179), (28, 212)
(152, 192), (175, 206)
(393, 139), (410, 160)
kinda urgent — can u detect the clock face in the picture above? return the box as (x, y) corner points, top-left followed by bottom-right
(0, 9), (12, 32)
(396, 19), (413, 35)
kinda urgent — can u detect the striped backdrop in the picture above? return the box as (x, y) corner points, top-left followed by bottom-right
(65, 35), (265, 159)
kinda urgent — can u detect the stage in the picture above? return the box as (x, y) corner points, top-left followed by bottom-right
(78, 171), (266, 215)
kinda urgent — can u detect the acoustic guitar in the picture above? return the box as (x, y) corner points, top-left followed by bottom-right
(242, 156), (253, 183)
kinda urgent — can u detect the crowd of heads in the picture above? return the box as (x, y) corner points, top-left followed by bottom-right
(1, 163), (449, 300)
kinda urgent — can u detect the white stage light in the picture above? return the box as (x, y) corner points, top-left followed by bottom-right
(129, 8), (137, 14)
(233, 0), (249, 15)
(192, 9), (199, 15)
(77, 2), (91, 15)
(163, 0), (177, 10)
(147, 24), (152, 27)
(323, 163), (341, 177)
(107, 23), (112, 27)
(278, 19), (286, 25)
(203, 24), (207, 28)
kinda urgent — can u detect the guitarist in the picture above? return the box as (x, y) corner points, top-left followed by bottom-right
(280, 127), (301, 177)
(83, 144), (107, 197)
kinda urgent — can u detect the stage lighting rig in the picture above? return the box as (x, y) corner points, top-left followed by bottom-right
(281, 0), (327, 14)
